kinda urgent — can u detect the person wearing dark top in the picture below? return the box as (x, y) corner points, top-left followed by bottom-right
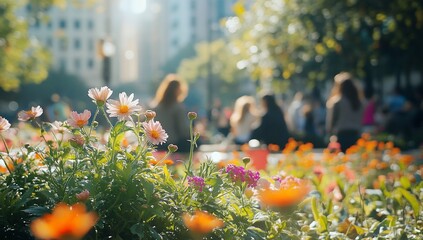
(252, 94), (289, 149)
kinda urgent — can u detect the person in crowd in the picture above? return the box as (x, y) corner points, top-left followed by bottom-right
(47, 94), (71, 122)
(252, 94), (289, 148)
(229, 96), (258, 145)
(286, 92), (305, 136)
(151, 74), (190, 152)
(362, 92), (378, 134)
(326, 72), (363, 152)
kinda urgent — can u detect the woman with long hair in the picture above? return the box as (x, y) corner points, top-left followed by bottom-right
(229, 96), (258, 145)
(252, 94), (289, 148)
(326, 72), (363, 151)
(151, 74), (190, 152)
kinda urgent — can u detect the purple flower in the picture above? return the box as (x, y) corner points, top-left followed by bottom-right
(188, 176), (205, 192)
(224, 164), (260, 188)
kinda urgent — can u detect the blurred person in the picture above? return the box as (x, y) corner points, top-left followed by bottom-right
(386, 87), (406, 114)
(286, 92), (305, 136)
(46, 94), (71, 122)
(151, 74), (190, 152)
(229, 96), (258, 145)
(326, 72), (363, 152)
(252, 94), (289, 148)
(362, 93), (378, 134)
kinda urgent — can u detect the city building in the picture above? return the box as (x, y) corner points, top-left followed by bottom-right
(24, 0), (238, 90)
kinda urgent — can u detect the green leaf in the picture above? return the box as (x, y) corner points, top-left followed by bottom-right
(354, 225), (366, 235)
(398, 188), (420, 217)
(246, 226), (266, 239)
(311, 197), (319, 221)
(399, 176), (411, 189)
(141, 179), (155, 202)
(22, 206), (49, 216)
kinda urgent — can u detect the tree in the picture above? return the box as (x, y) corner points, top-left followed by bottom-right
(0, 0), (50, 91)
(0, 0), (99, 92)
(225, 0), (423, 92)
(177, 39), (252, 106)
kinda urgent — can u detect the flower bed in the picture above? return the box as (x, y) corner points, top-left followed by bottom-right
(0, 87), (422, 239)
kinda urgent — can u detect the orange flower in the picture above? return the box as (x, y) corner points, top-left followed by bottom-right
(368, 159), (380, 169)
(259, 179), (309, 208)
(268, 144), (280, 152)
(30, 203), (97, 240)
(399, 155), (414, 165)
(182, 211), (224, 234)
(163, 159), (174, 165)
(356, 138), (366, 147)
(365, 141), (378, 152)
(385, 141), (394, 149)
(149, 159), (159, 165)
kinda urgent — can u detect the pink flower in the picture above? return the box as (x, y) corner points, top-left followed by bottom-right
(187, 176), (205, 192)
(142, 120), (168, 145)
(88, 86), (113, 106)
(76, 190), (90, 202)
(67, 110), (91, 128)
(18, 106), (43, 121)
(106, 92), (142, 121)
(224, 164), (260, 188)
(0, 117), (11, 132)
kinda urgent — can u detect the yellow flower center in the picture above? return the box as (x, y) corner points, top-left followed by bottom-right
(150, 130), (160, 139)
(119, 105), (129, 114)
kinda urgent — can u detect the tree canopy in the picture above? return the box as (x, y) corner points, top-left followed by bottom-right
(225, 0), (423, 90)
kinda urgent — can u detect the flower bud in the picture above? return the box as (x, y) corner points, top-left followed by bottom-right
(69, 134), (85, 148)
(194, 132), (201, 141)
(242, 157), (251, 165)
(145, 110), (156, 121)
(187, 112), (197, 120)
(76, 189), (90, 202)
(168, 144), (178, 153)
(92, 121), (98, 128)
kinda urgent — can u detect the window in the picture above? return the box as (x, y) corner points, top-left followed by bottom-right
(172, 20), (178, 28)
(74, 38), (80, 49)
(172, 38), (178, 47)
(74, 58), (81, 70)
(34, 19), (40, 28)
(191, 16), (196, 27)
(74, 20), (80, 29)
(59, 19), (66, 29)
(88, 59), (94, 69)
(59, 38), (67, 51)
(46, 37), (53, 47)
(87, 19), (94, 30)
(59, 58), (66, 71)
(88, 39), (94, 51)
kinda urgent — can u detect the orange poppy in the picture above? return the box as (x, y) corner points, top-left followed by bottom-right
(259, 180), (309, 208)
(30, 203), (97, 240)
(399, 155), (414, 165)
(182, 211), (224, 234)
(163, 159), (174, 165)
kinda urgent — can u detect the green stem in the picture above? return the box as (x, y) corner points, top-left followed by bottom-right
(100, 107), (113, 128)
(183, 119), (195, 183)
(89, 108), (100, 136)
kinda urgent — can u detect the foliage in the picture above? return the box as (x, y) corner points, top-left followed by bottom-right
(177, 39), (248, 84)
(0, 0), (50, 91)
(226, 0), (423, 88)
(0, 88), (422, 239)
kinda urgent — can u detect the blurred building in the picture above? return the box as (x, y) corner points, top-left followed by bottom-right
(23, 0), (237, 88)
(24, 2), (108, 87)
